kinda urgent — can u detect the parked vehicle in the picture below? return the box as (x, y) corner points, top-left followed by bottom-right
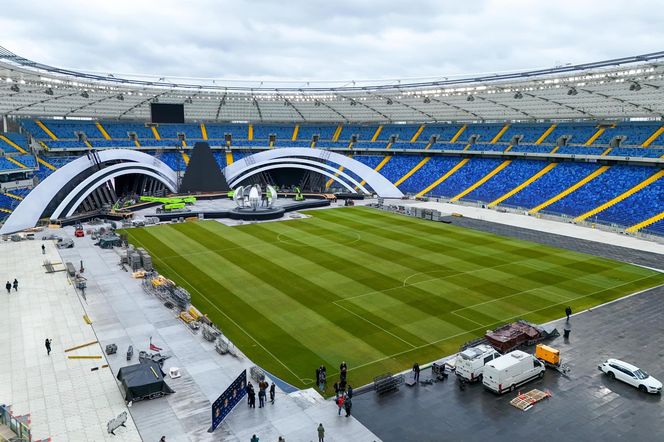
(482, 350), (545, 394)
(598, 359), (662, 394)
(455, 344), (501, 382)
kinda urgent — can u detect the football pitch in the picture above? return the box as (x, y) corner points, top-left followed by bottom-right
(123, 207), (664, 391)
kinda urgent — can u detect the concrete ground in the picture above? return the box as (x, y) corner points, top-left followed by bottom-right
(353, 284), (664, 442)
(53, 224), (380, 442)
(0, 239), (141, 442)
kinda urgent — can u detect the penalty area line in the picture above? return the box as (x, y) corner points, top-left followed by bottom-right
(344, 275), (663, 376)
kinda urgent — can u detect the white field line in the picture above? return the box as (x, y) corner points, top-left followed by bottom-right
(127, 232), (309, 385)
(339, 274), (661, 377)
(341, 260), (533, 304)
(332, 300), (416, 349)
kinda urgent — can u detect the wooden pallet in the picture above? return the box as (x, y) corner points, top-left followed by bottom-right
(510, 389), (551, 411)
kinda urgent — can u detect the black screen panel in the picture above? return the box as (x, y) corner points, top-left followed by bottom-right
(150, 103), (185, 124)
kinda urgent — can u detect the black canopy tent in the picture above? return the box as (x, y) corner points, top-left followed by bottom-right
(116, 360), (175, 402)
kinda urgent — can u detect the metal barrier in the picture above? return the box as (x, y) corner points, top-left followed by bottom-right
(0, 404), (31, 441)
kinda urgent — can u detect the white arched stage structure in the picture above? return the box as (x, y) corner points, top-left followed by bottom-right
(0, 150), (176, 234)
(224, 148), (403, 198)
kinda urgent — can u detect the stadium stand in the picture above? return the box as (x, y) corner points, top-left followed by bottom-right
(3, 118), (664, 236)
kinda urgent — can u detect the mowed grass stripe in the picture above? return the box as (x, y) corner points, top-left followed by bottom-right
(124, 226), (332, 385)
(235, 220), (475, 344)
(192, 220), (424, 351)
(156, 223), (396, 363)
(121, 207), (664, 391)
(186, 221), (417, 356)
(256, 217), (511, 333)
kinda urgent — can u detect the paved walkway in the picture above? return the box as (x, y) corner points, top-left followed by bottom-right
(0, 239), (141, 441)
(55, 225), (380, 441)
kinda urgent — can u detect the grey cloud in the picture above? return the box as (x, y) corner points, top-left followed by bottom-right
(0, 0), (661, 82)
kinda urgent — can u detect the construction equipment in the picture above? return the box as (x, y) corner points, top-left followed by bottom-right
(535, 344), (571, 375)
(74, 224), (85, 237)
(293, 186), (304, 201)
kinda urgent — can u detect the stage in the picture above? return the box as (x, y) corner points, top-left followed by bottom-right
(130, 195), (331, 223)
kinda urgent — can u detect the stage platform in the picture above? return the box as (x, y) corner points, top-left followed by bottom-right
(131, 197), (330, 222)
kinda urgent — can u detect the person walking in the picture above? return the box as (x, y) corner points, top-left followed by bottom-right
(42, 244), (46, 254)
(159, 437), (166, 442)
(269, 382), (275, 404)
(333, 381), (340, 398)
(45, 338), (52, 356)
(343, 397), (352, 417)
(317, 423), (325, 442)
(278, 437), (285, 442)
(336, 394), (345, 416)
(12, 279), (18, 292)
(346, 385), (353, 399)
(250, 434), (259, 442)
(413, 362), (420, 384)
(565, 306), (572, 321)
(5, 281), (10, 294)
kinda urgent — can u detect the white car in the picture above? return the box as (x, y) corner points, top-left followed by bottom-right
(598, 359), (662, 394)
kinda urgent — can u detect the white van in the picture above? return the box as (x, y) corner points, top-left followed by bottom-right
(455, 344), (501, 382)
(482, 350), (545, 394)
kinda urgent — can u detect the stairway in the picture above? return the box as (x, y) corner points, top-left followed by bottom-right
(451, 160), (512, 201)
(574, 170), (664, 222)
(415, 158), (469, 198)
(529, 166), (610, 214)
(489, 163), (557, 207)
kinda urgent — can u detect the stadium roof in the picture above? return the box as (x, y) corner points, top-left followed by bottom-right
(1, 46), (664, 123)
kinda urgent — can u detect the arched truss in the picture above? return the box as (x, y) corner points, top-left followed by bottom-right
(51, 163), (177, 219)
(0, 149), (176, 234)
(225, 148), (403, 198)
(228, 158), (370, 193)
(231, 164), (357, 194)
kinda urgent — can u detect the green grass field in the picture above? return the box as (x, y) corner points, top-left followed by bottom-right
(122, 207), (664, 392)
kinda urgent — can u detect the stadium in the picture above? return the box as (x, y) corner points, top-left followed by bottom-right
(1, 5), (664, 441)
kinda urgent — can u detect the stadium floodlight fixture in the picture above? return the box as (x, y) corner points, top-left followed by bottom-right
(44, 88), (54, 95)
(567, 87), (578, 95)
(80, 91), (89, 98)
(10, 84), (19, 92)
(466, 94), (475, 102)
(513, 91), (523, 99)
(629, 82), (641, 91)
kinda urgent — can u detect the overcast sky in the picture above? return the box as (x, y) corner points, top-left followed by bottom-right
(1, 0), (662, 84)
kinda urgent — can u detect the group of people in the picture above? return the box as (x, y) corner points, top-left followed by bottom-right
(5, 278), (18, 294)
(332, 361), (354, 417)
(246, 380), (276, 409)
